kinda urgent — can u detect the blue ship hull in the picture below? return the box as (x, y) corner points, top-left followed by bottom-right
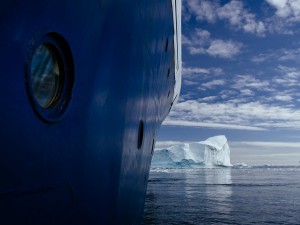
(0, 0), (179, 224)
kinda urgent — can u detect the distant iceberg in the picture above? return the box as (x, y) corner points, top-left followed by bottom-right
(151, 135), (232, 168)
(233, 162), (248, 168)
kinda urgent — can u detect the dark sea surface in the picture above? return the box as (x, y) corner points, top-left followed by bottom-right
(142, 166), (300, 225)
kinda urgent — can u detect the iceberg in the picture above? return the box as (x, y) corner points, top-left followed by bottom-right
(151, 135), (232, 168)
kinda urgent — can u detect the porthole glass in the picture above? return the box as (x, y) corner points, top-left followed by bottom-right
(30, 44), (62, 108)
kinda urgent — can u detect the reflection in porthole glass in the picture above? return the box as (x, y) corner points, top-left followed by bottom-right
(30, 44), (62, 108)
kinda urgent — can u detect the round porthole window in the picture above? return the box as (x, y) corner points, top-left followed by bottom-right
(26, 32), (74, 122)
(30, 44), (62, 108)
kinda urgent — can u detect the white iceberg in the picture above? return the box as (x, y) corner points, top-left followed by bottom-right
(151, 135), (232, 168)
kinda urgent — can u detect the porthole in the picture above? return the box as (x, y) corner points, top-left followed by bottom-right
(26, 32), (74, 123)
(138, 120), (144, 149)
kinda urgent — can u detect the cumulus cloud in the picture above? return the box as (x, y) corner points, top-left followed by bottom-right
(206, 39), (243, 58)
(184, 0), (300, 35)
(264, 0), (300, 34)
(185, 0), (219, 23)
(184, 28), (211, 46)
(184, 0), (266, 35)
(183, 29), (243, 58)
(266, 0), (300, 20)
(217, 0), (266, 35)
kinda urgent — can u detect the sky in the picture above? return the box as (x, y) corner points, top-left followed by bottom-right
(157, 0), (300, 165)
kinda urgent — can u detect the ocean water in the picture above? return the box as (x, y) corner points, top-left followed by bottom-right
(142, 166), (300, 225)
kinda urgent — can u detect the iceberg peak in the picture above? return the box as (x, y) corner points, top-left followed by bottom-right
(198, 135), (227, 150)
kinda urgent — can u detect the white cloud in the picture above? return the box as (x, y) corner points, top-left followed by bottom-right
(182, 67), (210, 75)
(274, 95), (294, 101)
(181, 66), (224, 87)
(251, 48), (300, 63)
(183, 80), (199, 86)
(273, 65), (300, 87)
(182, 29), (211, 47)
(178, 67), (300, 129)
(184, 0), (266, 35)
(184, 0), (300, 35)
(183, 29), (243, 58)
(206, 39), (243, 58)
(186, 0), (219, 23)
(217, 0), (266, 35)
(240, 89), (255, 96)
(181, 34), (193, 46)
(251, 54), (271, 63)
(195, 28), (211, 43)
(188, 46), (206, 55)
(163, 119), (266, 130)
(232, 75), (270, 90)
(220, 90), (239, 99)
(201, 96), (218, 102)
(167, 99), (300, 130)
(266, 0), (300, 19)
(264, 0), (300, 34)
(202, 79), (226, 89)
(183, 28), (211, 46)
(279, 48), (300, 60)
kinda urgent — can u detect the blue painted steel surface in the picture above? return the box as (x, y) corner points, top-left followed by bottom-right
(0, 0), (175, 224)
